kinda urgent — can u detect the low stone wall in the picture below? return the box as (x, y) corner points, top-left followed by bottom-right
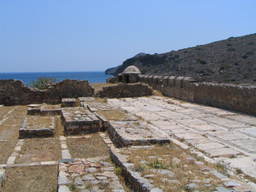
(97, 83), (153, 98)
(139, 75), (256, 116)
(193, 83), (256, 115)
(0, 79), (94, 105)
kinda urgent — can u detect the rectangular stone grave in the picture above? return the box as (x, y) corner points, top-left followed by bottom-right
(78, 97), (95, 107)
(40, 104), (61, 115)
(87, 102), (116, 112)
(19, 115), (55, 138)
(27, 104), (61, 115)
(61, 107), (102, 135)
(27, 104), (41, 115)
(108, 120), (170, 147)
(61, 98), (78, 107)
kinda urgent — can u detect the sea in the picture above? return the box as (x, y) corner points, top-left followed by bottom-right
(0, 72), (111, 86)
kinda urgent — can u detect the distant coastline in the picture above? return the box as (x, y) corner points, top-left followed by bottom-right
(0, 72), (111, 85)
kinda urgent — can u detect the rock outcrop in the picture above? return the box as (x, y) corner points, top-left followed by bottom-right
(106, 33), (256, 84)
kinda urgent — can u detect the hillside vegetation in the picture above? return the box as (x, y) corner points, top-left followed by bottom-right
(106, 33), (256, 84)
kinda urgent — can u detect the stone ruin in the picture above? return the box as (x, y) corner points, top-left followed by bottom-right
(0, 79), (94, 106)
(1, 67), (256, 191)
(107, 65), (141, 83)
(118, 65), (141, 83)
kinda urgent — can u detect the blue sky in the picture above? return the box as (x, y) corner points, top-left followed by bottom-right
(0, 0), (256, 72)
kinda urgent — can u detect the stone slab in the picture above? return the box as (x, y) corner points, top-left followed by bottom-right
(206, 147), (241, 158)
(228, 139), (256, 153)
(240, 127), (256, 138)
(61, 98), (78, 107)
(61, 107), (102, 135)
(205, 116), (249, 129)
(195, 142), (226, 151)
(108, 121), (170, 147)
(174, 133), (206, 140)
(228, 115), (256, 126)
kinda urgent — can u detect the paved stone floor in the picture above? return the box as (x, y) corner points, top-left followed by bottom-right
(1, 96), (256, 191)
(108, 96), (256, 181)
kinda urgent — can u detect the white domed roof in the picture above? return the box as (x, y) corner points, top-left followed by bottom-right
(122, 65), (141, 74)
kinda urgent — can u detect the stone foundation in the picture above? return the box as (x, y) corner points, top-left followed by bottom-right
(61, 98), (78, 107)
(110, 147), (162, 192)
(108, 121), (170, 147)
(61, 107), (102, 135)
(27, 105), (61, 116)
(19, 116), (55, 138)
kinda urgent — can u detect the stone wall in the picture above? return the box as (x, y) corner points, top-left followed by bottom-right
(0, 79), (94, 105)
(97, 83), (153, 98)
(139, 75), (256, 116)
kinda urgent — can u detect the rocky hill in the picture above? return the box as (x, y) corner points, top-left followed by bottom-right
(106, 33), (256, 84)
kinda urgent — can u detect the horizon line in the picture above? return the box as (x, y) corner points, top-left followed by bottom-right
(0, 71), (107, 74)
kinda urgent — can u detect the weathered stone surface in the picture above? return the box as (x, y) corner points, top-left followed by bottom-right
(61, 98), (78, 107)
(108, 96), (256, 183)
(108, 120), (170, 147)
(61, 107), (102, 135)
(0, 79), (94, 105)
(19, 116), (55, 138)
(97, 83), (153, 98)
(58, 158), (125, 192)
(58, 185), (71, 192)
(0, 169), (5, 188)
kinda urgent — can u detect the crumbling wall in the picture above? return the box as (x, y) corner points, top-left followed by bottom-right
(97, 83), (153, 98)
(0, 79), (94, 105)
(0, 80), (44, 105)
(139, 74), (256, 116)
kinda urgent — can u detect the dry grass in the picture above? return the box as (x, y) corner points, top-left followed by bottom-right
(124, 144), (223, 192)
(16, 138), (61, 163)
(3, 165), (58, 192)
(0, 106), (27, 163)
(41, 104), (61, 110)
(26, 116), (53, 129)
(94, 97), (107, 103)
(55, 116), (64, 136)
(0, 106), (14, 118)
(0, 141), (17, 164)
(97, 110), (129, 121)
(67, 133), (109, 158)
(152, 89), (163, 96)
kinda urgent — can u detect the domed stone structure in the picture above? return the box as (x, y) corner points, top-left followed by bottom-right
(118, 65), (141, 83)
(122, 65), (141, 74)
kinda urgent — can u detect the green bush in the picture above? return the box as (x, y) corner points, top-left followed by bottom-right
(197, 59), (207, 65)
(148, 159), (167, 169)
(30, 77), (56, 90)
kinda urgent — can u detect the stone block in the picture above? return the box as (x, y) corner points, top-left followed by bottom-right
(168, 76), (176, 87)
(61, 98), (78, 107)
(108, 120), (170, 147)
(175, 76), (184, 88)
(61, 107), (102, 135)
(19, 116), (55, 138)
